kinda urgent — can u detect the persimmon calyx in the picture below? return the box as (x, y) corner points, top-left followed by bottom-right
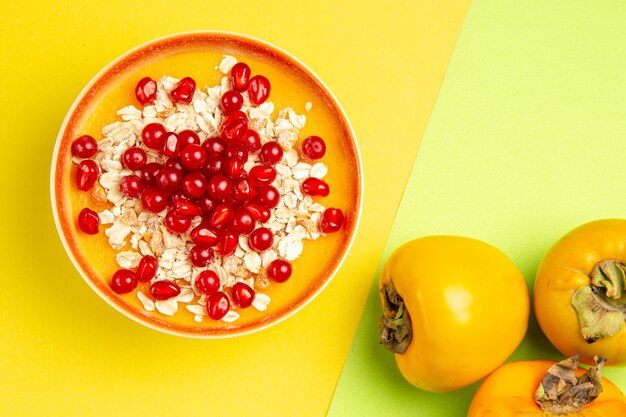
(535, 355), (606, 415)
(572, 260), (626, 343)
(378, 283), (412, 354)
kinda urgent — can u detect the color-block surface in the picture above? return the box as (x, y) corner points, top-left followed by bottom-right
(329, 1), (626, 416)
(0, 1), (469, 416)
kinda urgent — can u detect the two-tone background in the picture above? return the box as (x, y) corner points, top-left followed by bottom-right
(2, 1), (625, 416)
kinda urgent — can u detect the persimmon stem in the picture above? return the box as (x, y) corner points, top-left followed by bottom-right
(535, 355), (605, 415)
(378, 283), (412, 354)
(571, 260), (626, 343)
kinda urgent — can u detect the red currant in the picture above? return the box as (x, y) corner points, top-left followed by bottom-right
(267, 259), (292, 283)
(195, 270), (220, 295)
(238, 129), (261, 152)
(141, 187), (168, 213)
(119, 174), (145, 198)
(195, 195), (216, 214)
(221, 90), (244, 114)
(142, 123), (167, 150)
(180, 144), (207, 170)
(178, 130), (200, 147)
(248, 227), (273, 252)
(110, 269), (138, 294)
(260, 141), (283, 165)
(156, 166), (184, 193)
(78, 207), (99, 234)
(189, 245), (214, 267)
(164, 210), (192, 234)
(182, 171), (207, 199)
(301, 136), (326, 160)
(122, 147), (147, 170)
(140, 162), (162, 187)
(206, 174), (232, 201)
(230, 209), (255, 234)
(202, 137), (226, 157)
(71, 135), (98, 158)
(256, 185), (280, 208)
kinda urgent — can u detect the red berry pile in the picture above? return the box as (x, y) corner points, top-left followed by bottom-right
(72, 61), (346, 321)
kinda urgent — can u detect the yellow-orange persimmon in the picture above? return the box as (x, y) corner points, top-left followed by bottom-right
(378, 236), (529, 392)
(468, 357), (626, 416)
(535, 219), (626, 366)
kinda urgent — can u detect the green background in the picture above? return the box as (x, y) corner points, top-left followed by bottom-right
(329, 1), (626, 416)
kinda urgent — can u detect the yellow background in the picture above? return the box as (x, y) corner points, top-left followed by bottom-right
(0, 1), (469, 416)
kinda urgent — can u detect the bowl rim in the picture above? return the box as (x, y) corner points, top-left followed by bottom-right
(50, 30), (364, 338)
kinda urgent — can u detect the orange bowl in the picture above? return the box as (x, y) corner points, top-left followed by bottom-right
(50, 32), (363, 338)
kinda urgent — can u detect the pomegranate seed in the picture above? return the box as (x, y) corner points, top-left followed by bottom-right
(179, 130), (200, 147)
(71, 135), (98, 158)
(206, 174), (232, 201)
(248, 165), (277, 187)
(230, 209), (255, 234)
(218, 232), (238, 256)
(301, 136), (326, 160)
(204, 156), (224, 176)
(141, 162), (162, 187)
(256, 185), (280, 208)
(319, 208), (344, 233)
(180, 144), (207, 170)
(164, 210), (192, 234)
(169, 190), (187, 204)
(267, 259), (292, 283)
(141, 187), (168, 213)
(301, 177), (330, 197)
(233, 177), (257, 201)
(237, 129), (261, 152)
(202, 137), (226, 157)
(135, 77), (157, 105)
(190, 224), (219, 247)
(260, 142), (283, 165)
(243, 201), (271, 223)
(189, 245), (214, 267)
(156, 166), (184, 193)
(231, 62), (251, 92)
(209, 203), (233, 229)
(142, 123), (167, 150)
(224, 157), (244, 178)
(232, 282), (255, 308)
(122, 147), (147, 170)
(248, 75), (271, 105)
(195, 195), (216, 214)
(207, 291), (230, 320)
(149, 280), (181, 300)
(221, 90), (244, 114)
(248, 227), (273, 251)
(119, 175), (145, 198)
(224, 144), (248, 162)
(77, 207), (99, 234)
(220, 110), (248, 142)
(182, 171), (207, 199)
(162, 132), (181, 158)
(76, 160), (99, 191)
(173, 199), (202, 216)
(137, 255), (157, 282)
(195, 270), (220, 295)
(170, 76), (196, 104)
(110, 269), (138, 294)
